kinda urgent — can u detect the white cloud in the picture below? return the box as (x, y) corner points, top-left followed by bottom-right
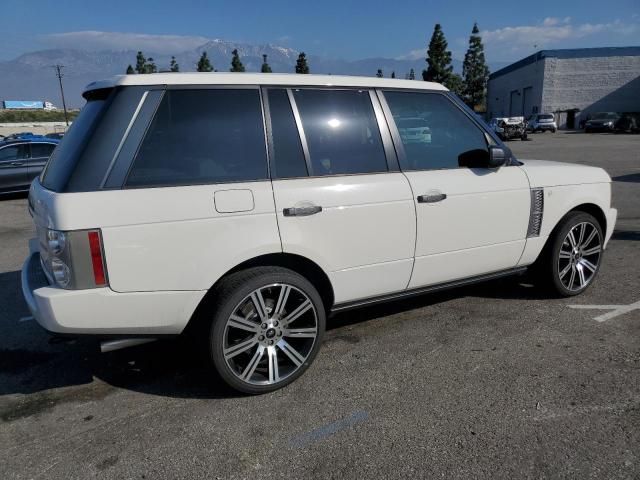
(481, 18), (639, 50)
(395, 48), (424, 61)
(44, 31), (213, 53)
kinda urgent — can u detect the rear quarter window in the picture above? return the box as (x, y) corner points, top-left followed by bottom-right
(40, 87), (149, 192)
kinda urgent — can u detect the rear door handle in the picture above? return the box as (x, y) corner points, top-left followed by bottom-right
(283, 205), (323, 217)
(10, 161), (24, 166)
(417, 193), (447, 203)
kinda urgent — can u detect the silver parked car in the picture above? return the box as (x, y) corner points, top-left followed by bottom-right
(0, 139), (58, 194)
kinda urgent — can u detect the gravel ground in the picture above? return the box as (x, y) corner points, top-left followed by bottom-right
(0, 131), (638, 479)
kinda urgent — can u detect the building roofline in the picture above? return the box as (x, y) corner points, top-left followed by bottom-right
(489, 46), (640, 81)
(83, 72), (448, 95)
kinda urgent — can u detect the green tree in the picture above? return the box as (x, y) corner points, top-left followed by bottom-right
(135, 51), (146, 74)
(230, 49), (245, 72)
(197, 52), (214, 72)
(170, 56), (180, 72)
(295, 52), (310, 74)
(261, 54), (272, 73)
(408, 68), (415, 80)
(422, 24), (453, 84)
(391, 71), (396, 79)
(126, 64), (135, 74)
(145, 57), (157, 74)
(376, 69), (383, 78)
(446, 72), (464, 96)
(462, 23), (490, 109)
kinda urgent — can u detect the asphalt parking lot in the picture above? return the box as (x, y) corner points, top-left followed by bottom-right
(1, 131), (638, 479)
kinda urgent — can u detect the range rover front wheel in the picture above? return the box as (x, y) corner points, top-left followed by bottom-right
(208, 267), (325, 394)
(543, 212), (603, 296)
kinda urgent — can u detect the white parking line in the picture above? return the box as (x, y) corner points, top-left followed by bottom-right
(568, 300), (640, 322)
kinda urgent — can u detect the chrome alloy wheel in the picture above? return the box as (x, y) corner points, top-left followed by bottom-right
(222, 284), (318, 386)
(557, 221), (602, 292)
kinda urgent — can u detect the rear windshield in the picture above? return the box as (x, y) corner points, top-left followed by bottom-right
(538, 114), (554, 120)
(40, 93), (109, 191)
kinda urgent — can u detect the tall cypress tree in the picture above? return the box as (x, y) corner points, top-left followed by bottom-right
(391, 71), (396, 79)
(376, 69), (383, 78)
(135, 51), (146, 74)
(126, 64), (135, 74)
(197, 52), (213, 72)
(230, 49), (245, 72)
(295, 52), (309, 74)
(261, 54), (273, 73)
(408, 68), (415, 80)
(462, 23), (490, 109)
(170, 56), (180, 72)
(422, 24), (453, 84)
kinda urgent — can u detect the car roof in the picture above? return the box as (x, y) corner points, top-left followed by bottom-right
(83, 72), (448, 96)
(0, 138), (59, 147)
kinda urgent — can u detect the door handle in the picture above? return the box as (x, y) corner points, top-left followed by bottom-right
(10, 161), (24, 166)
(417, 193), (447, 203)
(283, 205), (323, 217)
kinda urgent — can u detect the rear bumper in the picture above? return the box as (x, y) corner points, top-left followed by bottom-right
(21, 245), (206, 335)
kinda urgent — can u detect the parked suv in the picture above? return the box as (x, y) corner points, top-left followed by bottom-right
(527, 114), (557, 133)
(0, 137), (58, 194)
(22, 73), (617, 394)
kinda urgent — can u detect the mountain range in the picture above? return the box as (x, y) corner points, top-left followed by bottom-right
(0, 39), (508, 107)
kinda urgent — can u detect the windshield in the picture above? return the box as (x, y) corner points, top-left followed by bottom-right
(538, 114), (554, 120)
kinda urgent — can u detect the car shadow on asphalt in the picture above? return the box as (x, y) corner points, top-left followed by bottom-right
(0, 268), (550, 402)
(612, 173), (640, 183)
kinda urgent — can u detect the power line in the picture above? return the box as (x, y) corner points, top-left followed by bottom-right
(53, 64), (69, 127)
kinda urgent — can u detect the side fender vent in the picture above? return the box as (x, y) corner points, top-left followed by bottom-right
(527, 188), (544, 237)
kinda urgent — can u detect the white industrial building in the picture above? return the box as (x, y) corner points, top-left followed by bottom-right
(487, 47), (640, 128)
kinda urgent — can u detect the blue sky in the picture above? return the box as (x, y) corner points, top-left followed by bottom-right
(2, 0), (639, 62)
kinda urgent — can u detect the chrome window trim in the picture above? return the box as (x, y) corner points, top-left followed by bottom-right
(369, 90), (399, 172)
(286, 88), (313, 176)
(100, 90), (149, 188)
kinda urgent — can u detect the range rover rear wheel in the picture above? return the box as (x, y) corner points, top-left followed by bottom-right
(543, 212), (603, 296)
(208, 266), (325, 394)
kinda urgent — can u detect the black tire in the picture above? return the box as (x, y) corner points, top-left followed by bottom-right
(536, 212), (604, 297)
(207, 266), (326, 394)
(552, 128), (556, 133)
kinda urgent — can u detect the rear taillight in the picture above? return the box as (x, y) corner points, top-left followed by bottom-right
(87, 230), (107, 286)
(44, 228), (108, 289)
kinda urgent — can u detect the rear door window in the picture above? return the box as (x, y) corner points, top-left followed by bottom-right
(292, 89), (387, 176)
(126, 89), (268, 187)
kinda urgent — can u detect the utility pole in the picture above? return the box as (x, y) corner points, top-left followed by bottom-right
(54, 64), (69, 126)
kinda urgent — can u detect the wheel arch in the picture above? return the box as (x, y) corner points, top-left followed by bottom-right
(183, 252), (335, 334)
(537, 202), (608, 262)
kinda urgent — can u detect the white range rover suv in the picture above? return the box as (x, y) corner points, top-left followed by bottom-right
(22, 73), (617, 394)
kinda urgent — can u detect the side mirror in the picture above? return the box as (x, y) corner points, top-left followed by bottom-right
(488, 146), (507, 168)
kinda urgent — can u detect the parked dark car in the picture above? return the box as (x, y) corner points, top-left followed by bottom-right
(584, 112), (620, 133)
(0, 138), (59, 194)
(614, 113), (640, 134)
